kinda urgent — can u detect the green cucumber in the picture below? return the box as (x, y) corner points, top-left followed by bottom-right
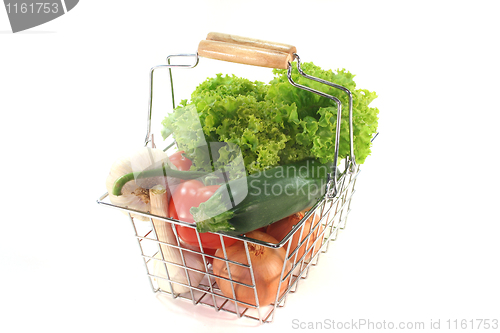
(191, 159), (334, 236)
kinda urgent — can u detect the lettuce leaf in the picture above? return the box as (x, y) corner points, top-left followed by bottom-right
(269, 63), (379, 164)
(161, 63), (378, 175)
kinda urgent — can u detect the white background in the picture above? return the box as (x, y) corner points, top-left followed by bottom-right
(1, 1), (499, 332)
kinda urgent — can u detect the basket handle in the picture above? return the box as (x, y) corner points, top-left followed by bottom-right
(206, 32), (297, 55)
(198, 33), (296, 69)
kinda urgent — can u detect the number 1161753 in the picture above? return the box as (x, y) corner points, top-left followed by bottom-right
(5, 2), (59, 14)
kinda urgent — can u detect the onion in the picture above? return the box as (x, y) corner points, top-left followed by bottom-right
(212, 231), (291, 308)
(266, 209), (323, 262)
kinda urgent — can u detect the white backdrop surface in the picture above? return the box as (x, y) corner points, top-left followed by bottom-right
(1, 1), (499, 332)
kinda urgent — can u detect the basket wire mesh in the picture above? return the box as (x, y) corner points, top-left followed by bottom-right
(97, 163), (359, 323)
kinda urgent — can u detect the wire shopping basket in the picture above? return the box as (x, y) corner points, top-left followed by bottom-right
(97, 33), (364, 324)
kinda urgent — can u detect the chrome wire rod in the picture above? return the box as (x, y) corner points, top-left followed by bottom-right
(286, 58), (342, 198)
(294, 54), (356, 171)
(145, 54), (199, 146)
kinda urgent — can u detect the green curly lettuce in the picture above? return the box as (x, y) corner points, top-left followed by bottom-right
(269, 63), (379, 164)
(161, 63), (378, 175)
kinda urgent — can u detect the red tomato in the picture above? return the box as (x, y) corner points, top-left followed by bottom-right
(169, 151), (192, 171)
(169, 180), (237, 250)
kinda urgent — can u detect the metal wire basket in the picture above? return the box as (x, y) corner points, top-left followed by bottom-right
(97, 33), (364, 324)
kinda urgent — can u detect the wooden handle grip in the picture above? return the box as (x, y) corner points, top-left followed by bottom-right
(198, 40), (293, 69)
(206, 32), (297, 55)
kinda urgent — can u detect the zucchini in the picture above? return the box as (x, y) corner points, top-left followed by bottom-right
(191, 159), (334, 236)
